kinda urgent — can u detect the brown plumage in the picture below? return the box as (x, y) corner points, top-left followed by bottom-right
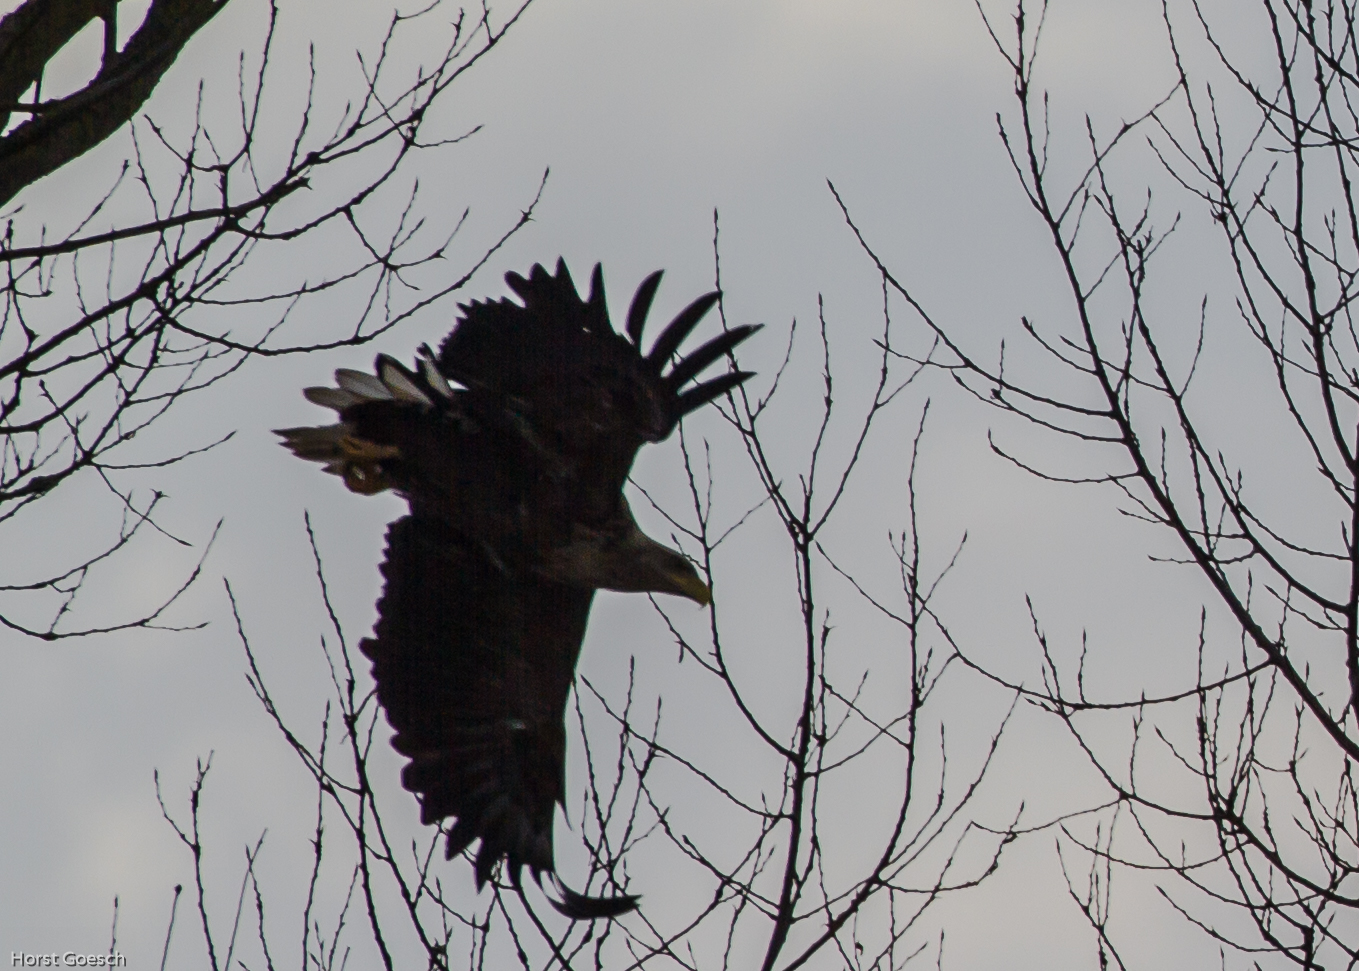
(276, 260), (758, 918)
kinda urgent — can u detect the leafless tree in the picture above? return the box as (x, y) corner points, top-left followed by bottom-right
(156, 224), (1018, 970)
(0, 0), (541, 640)
(1, 0), (229, 206)
(833, 0), (1359, 967)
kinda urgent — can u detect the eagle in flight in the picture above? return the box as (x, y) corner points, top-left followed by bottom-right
(277, 260), (759, 919)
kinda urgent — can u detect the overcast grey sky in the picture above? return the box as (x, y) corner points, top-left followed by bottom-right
(0, 0), (1284, 967)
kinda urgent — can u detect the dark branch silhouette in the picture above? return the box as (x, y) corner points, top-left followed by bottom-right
(0, 0), (542, 640)
(834, 0), (1359, 965)
(0, 0), (230, 207)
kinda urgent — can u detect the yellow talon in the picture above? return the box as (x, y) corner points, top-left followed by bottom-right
(338, 436), (401, 494)
(340, 435), (401, 462)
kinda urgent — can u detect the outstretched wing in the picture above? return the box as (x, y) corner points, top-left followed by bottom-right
(437, 260), (760, 520)
(360, 515), (638, 919)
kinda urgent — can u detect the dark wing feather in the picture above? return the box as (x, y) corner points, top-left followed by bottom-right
(642, 291), (722, 373)
(625, 270), (665, 345)
(673, 369), (758, 419)
(664, 325), (762, 392)
(361, 515), (638, 918)
(436, 259), (761, 516)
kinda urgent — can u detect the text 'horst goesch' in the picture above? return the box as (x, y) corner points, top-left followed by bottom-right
(10, 954), (126, 968)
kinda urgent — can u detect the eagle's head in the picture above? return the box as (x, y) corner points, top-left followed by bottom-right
(537, 499), (711, 605)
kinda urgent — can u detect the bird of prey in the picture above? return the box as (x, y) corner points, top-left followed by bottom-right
(276, 260), (759, 918)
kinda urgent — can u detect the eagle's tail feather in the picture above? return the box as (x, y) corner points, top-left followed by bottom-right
(277, 353), (461, 493)
(444, 822), (639, 920)
(273, 423), (347, 463)
(543, 872), (640, 920)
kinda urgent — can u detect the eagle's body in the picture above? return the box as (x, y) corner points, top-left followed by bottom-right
(277, 261), (758, 918)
